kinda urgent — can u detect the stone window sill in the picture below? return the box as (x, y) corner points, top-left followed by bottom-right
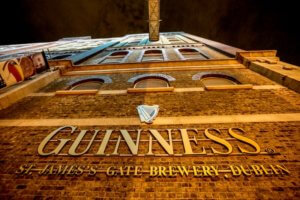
(127, 87), (174, 93)
(55, 90), (98, 96)
(205, 84), (253, 91)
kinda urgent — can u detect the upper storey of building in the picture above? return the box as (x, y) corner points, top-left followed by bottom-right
(77, 32), (240, 65)
(0, 32), (299, 101)
(0, 32), (241, 65)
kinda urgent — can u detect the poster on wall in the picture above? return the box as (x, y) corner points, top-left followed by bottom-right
(0, 52), (49, 89)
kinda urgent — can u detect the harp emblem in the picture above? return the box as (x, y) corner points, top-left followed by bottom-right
(137, 105), (159, 124)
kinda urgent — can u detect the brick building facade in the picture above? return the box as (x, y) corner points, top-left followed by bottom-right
(0, 32), (299, 199)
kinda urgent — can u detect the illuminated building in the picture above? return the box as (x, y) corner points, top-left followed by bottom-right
(0, 2), (299, 200)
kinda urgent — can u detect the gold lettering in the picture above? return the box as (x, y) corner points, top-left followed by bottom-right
(15, 164), (26, 175)
(120, 130), (141, 155)
(48, 165), (56, 175)
(68, 130), (99, 156)
(134, 166), (143, 176)
(179, 129), (194, 155)
(202, 166), (212, 176)
(177, 166), (190, 177)
(112, 136), (122, 155)
(205, 128), (232, 155)
(56, 165), (69, 175)
(230, 165), (241, 176)
(210, 166), (219, 176)
(39, 165), (50, 175)
(89, 166), (97, 176)
(229, 128), (260, 154)
(276, 165), (290, 175)
(148, 129), (174, 155)
(106, 166), (116, 176)
(147, 135), (153, 155)
(67, 165), (76, 176)
(25, 164), (34, 175)
(192, 166), (202, 177)
(119, 166), (124, 176)
(251, 165), (263, 176)
(240, 165), (252, 176)
(168, 166), (177, 177)
(158, 166), (167, 177)
(76, 166), (84, 176)
(150, 166), (158, 176)
(38, 126), (74, 156)
(96, 130), (113, 155)
(269, 165), (280, 175)
(260, 165), (272, 176)
(124, 166), (132, 176)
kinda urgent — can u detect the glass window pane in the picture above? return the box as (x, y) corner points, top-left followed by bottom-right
(135, 78), (169, 88)
(201, 77), (237, 86)
(71, 81), (102, 90)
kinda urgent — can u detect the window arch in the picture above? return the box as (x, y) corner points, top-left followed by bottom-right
(134, 77), (170, 88)
(67, 76), (112, 91)
(178, 48), (209, 60)
(69, 79), (104, 90)
(142, 50), (164, 62)
(128, 74), (176, 83)
(100, 51), (129, 64)
(201, 76), (238, 86)
(127, 74), (175, 93)
(193, 72), (241, 86)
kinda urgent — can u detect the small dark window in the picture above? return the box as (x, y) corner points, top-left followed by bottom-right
(52, 54), (72, 59)
(179, 48), (208, 60)
(142, 50), (164, 62)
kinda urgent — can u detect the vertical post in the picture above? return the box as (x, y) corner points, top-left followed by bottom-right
(148, 0), (161, 41)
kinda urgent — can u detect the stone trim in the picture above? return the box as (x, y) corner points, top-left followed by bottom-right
(28, 85), (286, 97)
(55, 90), (98, 96)
(0, 113), (299, 126)
(67, 75), (113, 87)
(0, 71), (60, 110)
(192, 72), (240, 82)
(127, 87), (174, 93)
(205, 84), (253, 91)
(128, 73), (176, 83)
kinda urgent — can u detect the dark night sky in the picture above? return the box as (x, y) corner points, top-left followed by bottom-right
(1, 0), (299, 65)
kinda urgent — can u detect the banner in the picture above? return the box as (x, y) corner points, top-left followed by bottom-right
(0, 52), (49, 89)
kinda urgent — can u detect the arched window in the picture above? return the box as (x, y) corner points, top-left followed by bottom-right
(178, 48), (208, 60)
(200, 74), (240, 86)
(70, 79), (104, 90)
(134, 77), (169, 88)
(142, 50), (164, 62)
(101, 51), (129, 64)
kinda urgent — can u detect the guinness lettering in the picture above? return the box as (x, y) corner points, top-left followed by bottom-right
(38, 126), (269, 157)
